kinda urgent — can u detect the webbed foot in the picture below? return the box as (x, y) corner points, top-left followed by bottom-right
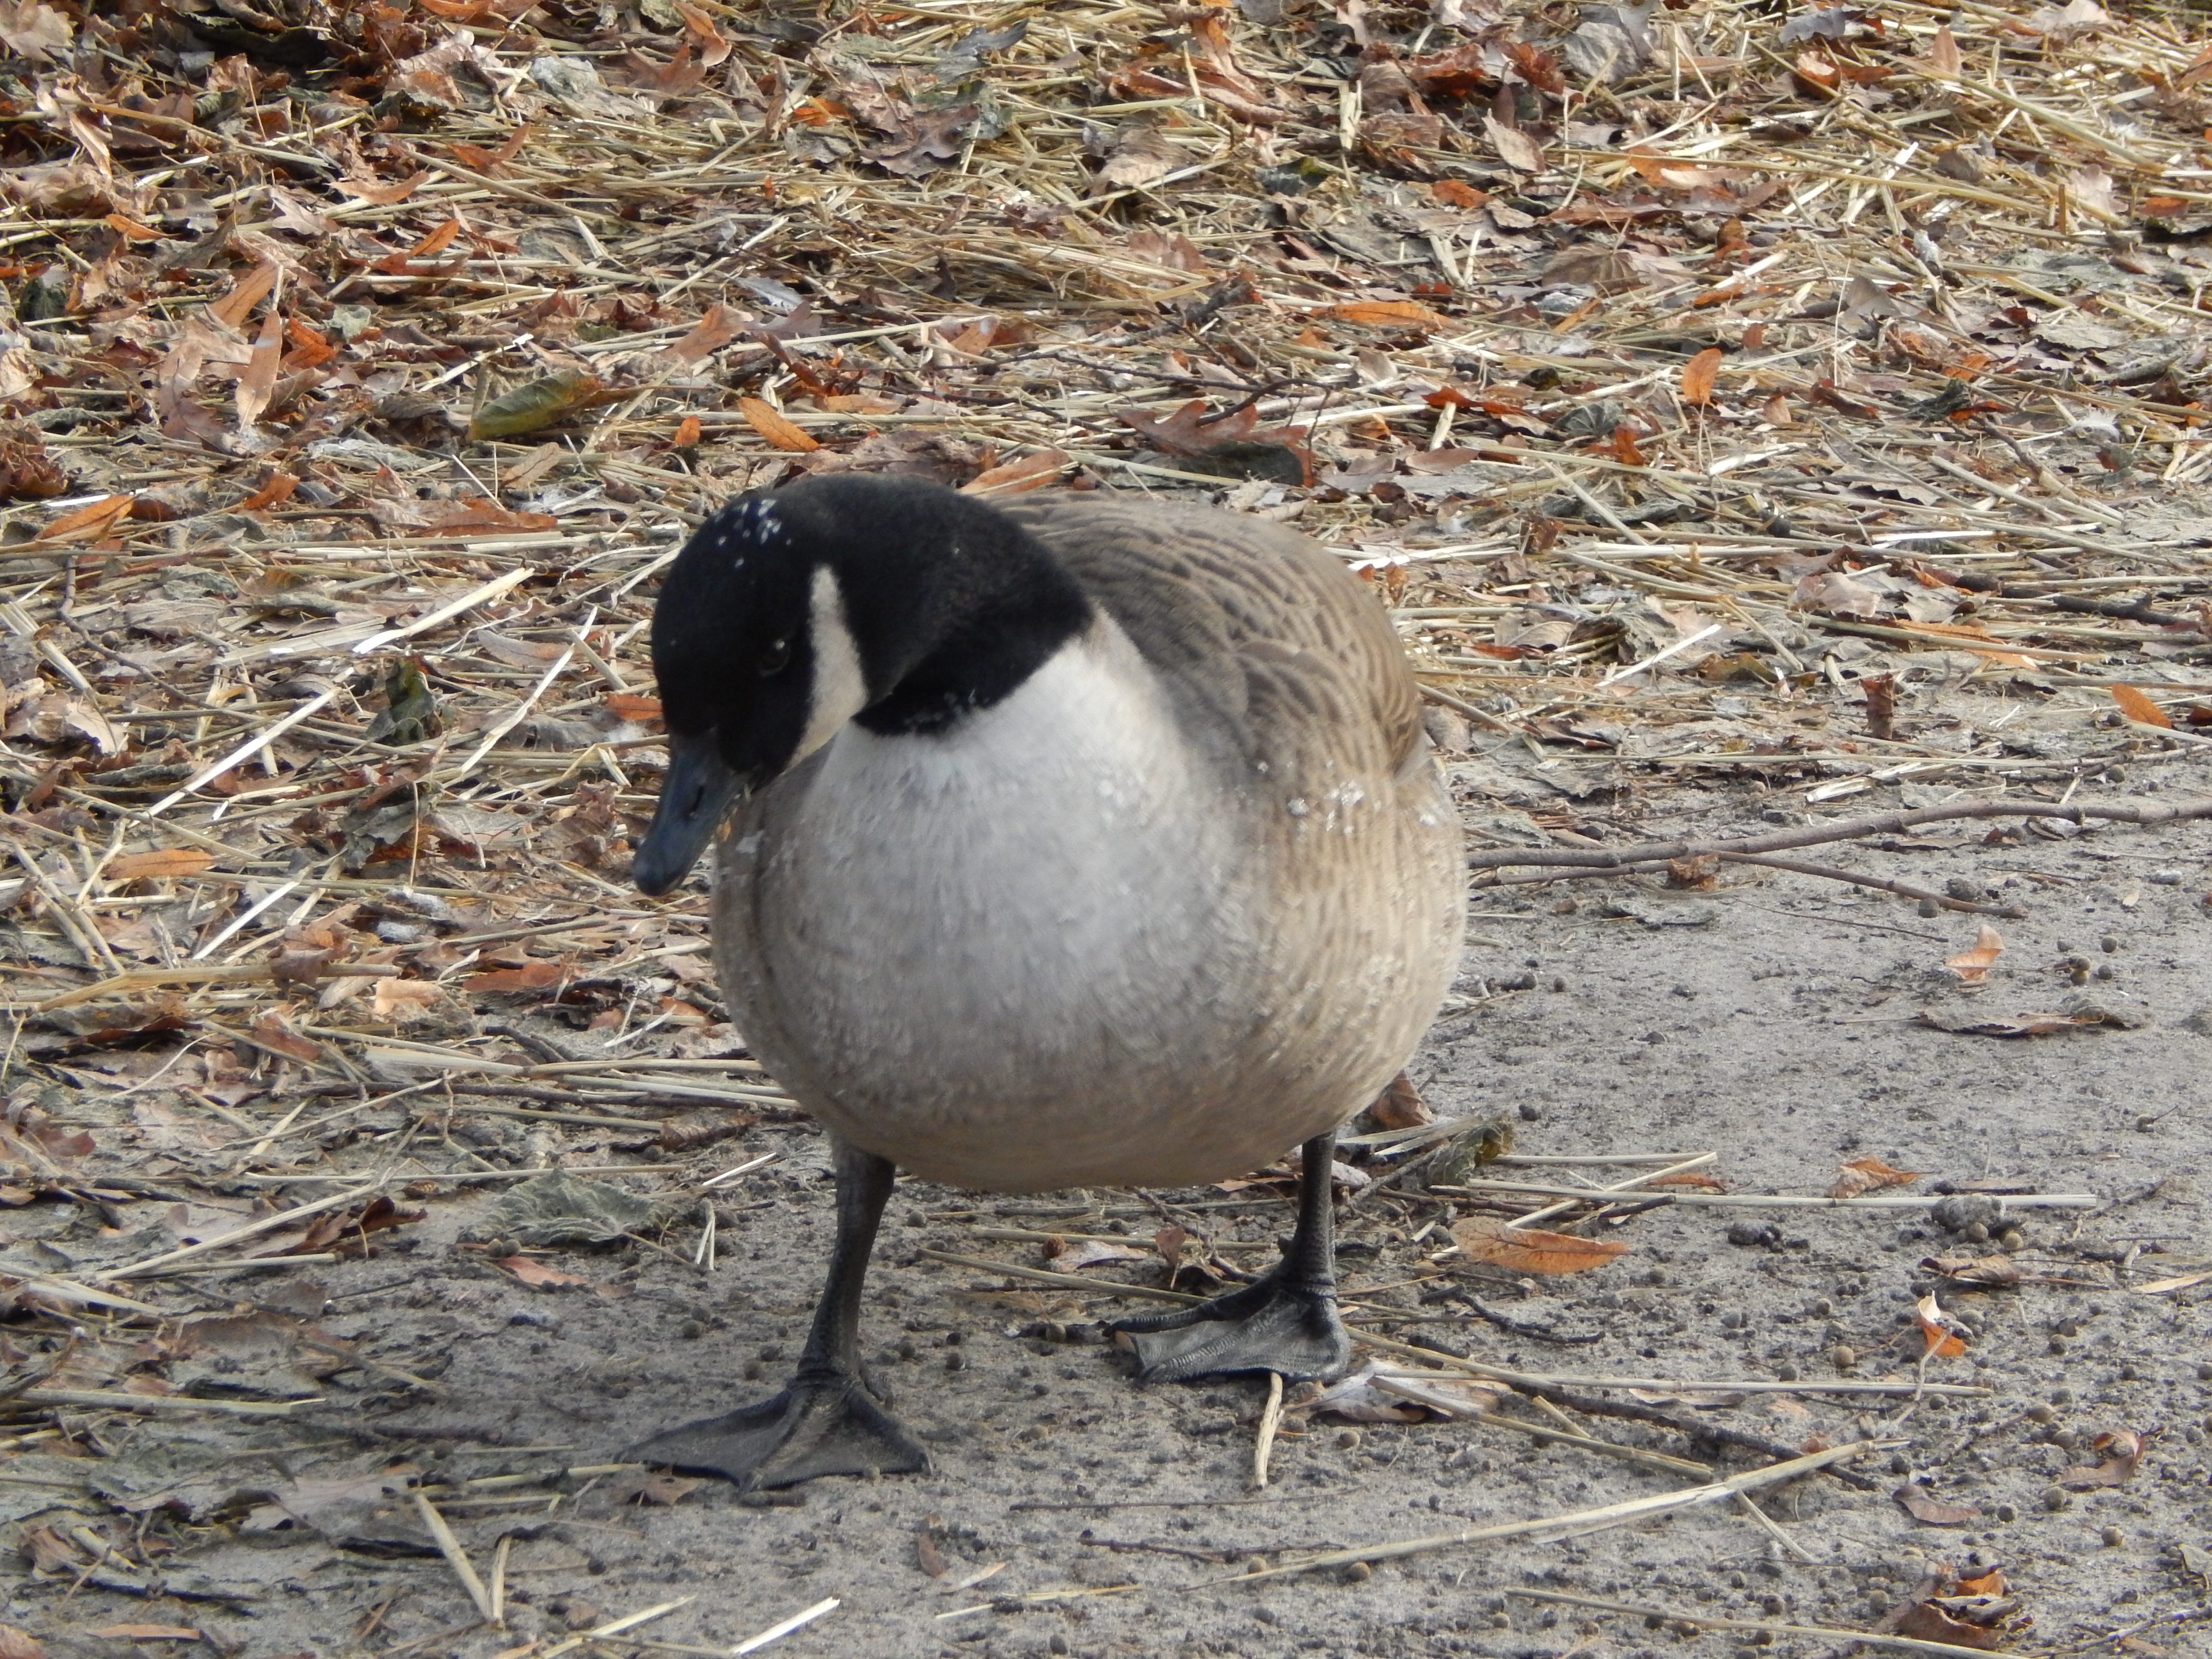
(625, 1374), (929, 1491)
(1113, 1272), (1351, 1384)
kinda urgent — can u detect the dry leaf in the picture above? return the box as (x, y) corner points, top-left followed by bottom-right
(1450, 1217), (1627, 1274)
(500, 1255), (595, 1290)
(2113, 685), (2170, 729)
(961, 450), (1070, 495)
(1895, 1602), (2003, 1651)
(737, 397), (821, 452)
(1483, 115), (1546, 172)
(1317, 300), (1449, 331)
(1680, 347), (1722, 407)
(1366, 1071), (1433, 1131)
(1913, 1293), (1967, 1359)
(916, 1527), (948, 1576)
(1927, 23), (1962, 75)
(1919, 1254), (2023, 1287)
(1944, 924), (2005, 985)
(465, 960), (567, 995)
(1894, 1485), (1978, 1526)
(106, 849), (216, 881)
(1830, 1156), (1921, 1200)
(468, 372), (608, 441)
(1955, 1569), (2007, 1597)
(2058, 1429), (2144, 1489)
(0, 0), (71, 60)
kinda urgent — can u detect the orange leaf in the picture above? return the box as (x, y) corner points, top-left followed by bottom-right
(1944, 922), (2005, 984)
(2113, 685), (2170, 728)
(672, 415), (701, 447)
(1315, 300), (1449, 331)
(102, 214), (164, 242)
(665, 303), (742, 365)
(249, 1010), (325, 1066)
(283, 317), (336, 369)
(347, 171), (427, 205)
(237, 473), (300, 511)
(106, 849), (216, 881)
(406, 217), (463, 260)
(208, 262), (276, 330)
(32, 493), (134, 543)
(1830, 1156), (1921, 1200)
(1914, 1293), (1967, 1358)
(961, 449), (1070, 495)
(234, 307), (283, 430)
(1451, 1217), (1628, 1275)
(737, 397), (820, 452)
(1431, 180), (1487, 209)
(1955, 1569), (2007, 1597)
(606, 692), (662, 722)
(1681, 346), (1722, 408)
(501, 1255), (596, 1289)
(464, 960), (567, 995)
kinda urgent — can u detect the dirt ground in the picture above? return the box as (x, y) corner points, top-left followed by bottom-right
(12, 725), (2212, 1659)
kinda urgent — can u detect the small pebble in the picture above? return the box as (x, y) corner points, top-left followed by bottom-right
(1830, 1345), (1857, 1370)
(1998, 1230), (2025, 1252)
(2042, 1487), (2070, 1512)
(1962, 1222), (1989, 1244)
(1812, 1298), (1833, 1318)
(1916, 898), (1941, 918)
(2100, 934), (2120, 953)
(2102, 1527), (2125, 1548)
(2197, 1362), (2212, 1382)
(1336, 1429), (1362, 1451)
(2027, 1404), (2056, 1424)
(1775, 1362), (1799, 1382)
(1519, 1102), (1543, 1122)
(945, 1351), (965, 1371)
(1945, 877), (1984, 901)
(2151, 869), (2184, 885)
(1994, 1503), (2018, 1523)
(1050, 1636), (1071, 1655)
(1346, 1562), (1372, 1584)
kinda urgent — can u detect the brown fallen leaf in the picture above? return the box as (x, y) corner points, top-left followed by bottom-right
(738, 396), (820, 453)
(1316, 300), (1449, 331)
(1365, 1071), (1433, 1131)
(2113, 685), (2170, 729)
(464, 960), (567, 995)
(1914, 1293), (1966, 1359)
(1680, 347), (1722, 407)
(960, 449), (1070, 496)
(498, 1255), (594, 1290)
(1955, 1569), (2007, 1597)
(916, 1526), (949, 1577)
(2058, 1429), (2144, 1488)
(106, 848), (216, 881)
(1830, 1155), (1921, 1200)
(1895, 1601), (2004, 1651)
(1450, 1217), (1627, 1274)
(1945, 923), (2005, 984)
(1894, 1484), (1978, 1526)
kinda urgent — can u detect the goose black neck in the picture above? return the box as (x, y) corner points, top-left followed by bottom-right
(793, 476), (1092, 737)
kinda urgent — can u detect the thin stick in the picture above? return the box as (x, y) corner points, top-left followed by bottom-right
(93, 1182), (382, 1281)
(1430, 1179), (2099, 1213)
(1253, 1371), (1284, 1489)
(17, 1389), (316, 1417)
(489, 1534), (511, 1628)
(1349, 1330), (1991, 1399)
(1512, 1588), (2011, 1659)
(145, 689), (336, 817)
(730, 1597), (839, 1656)
(1466, 795), (2212, 872)
(1201, 1440), (1883, 1585)
(1512, 1152), (1718, 1228)
(455, 606), (592, 778)
(917, 1249), (1198, 1304)
(412, 1491), (494, 1623)
(1733, 1490), (1815, 1563)
(348, 566), (536, 657)
(539, 1596), (697, 1659)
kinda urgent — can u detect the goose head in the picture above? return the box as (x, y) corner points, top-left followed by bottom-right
(633, 473), (1089, 896)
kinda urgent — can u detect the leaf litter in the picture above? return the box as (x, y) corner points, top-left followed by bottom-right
(0, 0), (2206, 1649)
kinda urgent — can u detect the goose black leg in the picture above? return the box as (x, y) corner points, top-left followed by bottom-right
(1111, 1128), (1353, 1384)
(626, 1138), (929, 1490)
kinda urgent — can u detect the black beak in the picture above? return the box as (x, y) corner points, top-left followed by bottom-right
(633, 733), (745, 896)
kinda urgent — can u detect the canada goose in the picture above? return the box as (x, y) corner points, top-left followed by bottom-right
(628, 474), (1462, 1490)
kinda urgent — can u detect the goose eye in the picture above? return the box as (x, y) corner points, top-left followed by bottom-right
(757, 638), (792, 677)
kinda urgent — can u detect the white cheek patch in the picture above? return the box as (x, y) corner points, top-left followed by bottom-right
(795, 565), (866, 763)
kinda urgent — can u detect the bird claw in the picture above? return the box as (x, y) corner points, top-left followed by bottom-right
(624, 1374), (929, 1491)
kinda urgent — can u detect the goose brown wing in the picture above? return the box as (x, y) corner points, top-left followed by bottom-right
(996, 493), (1423, 794)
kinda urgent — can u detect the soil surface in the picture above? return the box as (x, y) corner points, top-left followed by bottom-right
(15, 739), (2212, 1659)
